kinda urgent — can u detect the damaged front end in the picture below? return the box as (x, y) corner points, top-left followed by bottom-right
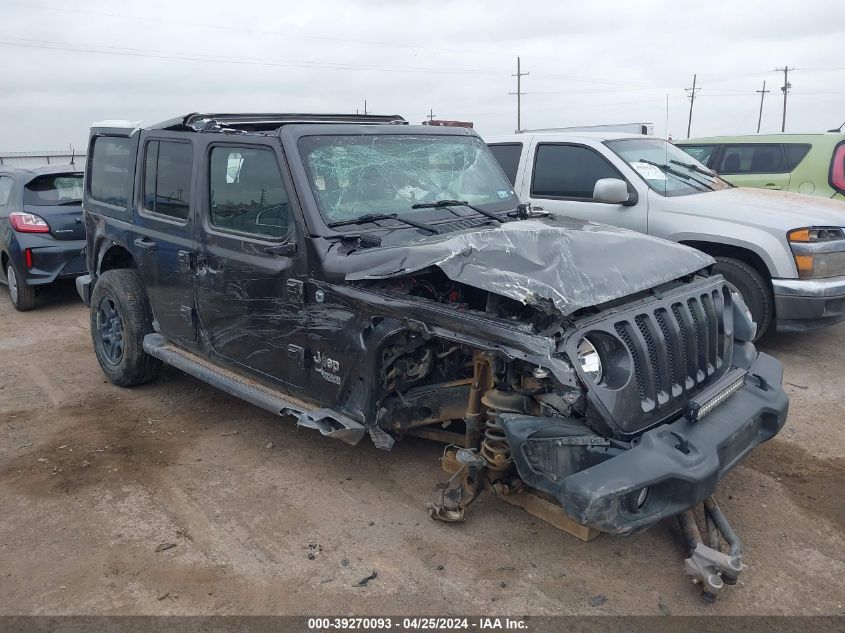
(313, 219), (788, 601)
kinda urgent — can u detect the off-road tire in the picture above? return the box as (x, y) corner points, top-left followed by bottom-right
(6, 262), (36, 311)
(90, 269), (161, 386)
(712, 256), (773, 340)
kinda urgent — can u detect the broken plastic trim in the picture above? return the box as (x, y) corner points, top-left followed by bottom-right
(286, 408), (366, 445)
(142, 334), (366, 446)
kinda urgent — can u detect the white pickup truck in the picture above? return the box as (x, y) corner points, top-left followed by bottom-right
(487, 132), (845, 338)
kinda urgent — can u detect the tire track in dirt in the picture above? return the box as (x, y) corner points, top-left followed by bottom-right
(742, 439), (845, 534)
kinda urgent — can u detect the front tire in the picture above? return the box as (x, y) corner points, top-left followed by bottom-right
(6, 263), (36, 311)
(90, 269), (161, 386)
(712, 257), (773, 340)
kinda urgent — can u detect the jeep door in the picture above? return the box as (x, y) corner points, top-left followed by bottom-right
(521, 140), (647, 233)
(132, 132), (198, 342)
(194, 140), (308, 389)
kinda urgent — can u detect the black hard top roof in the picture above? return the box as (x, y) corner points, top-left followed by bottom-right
(149, 112), (408, 133)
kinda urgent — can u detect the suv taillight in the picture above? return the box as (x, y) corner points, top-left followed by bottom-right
(831, 141), (845, 194)
(9, 212), (50, 233)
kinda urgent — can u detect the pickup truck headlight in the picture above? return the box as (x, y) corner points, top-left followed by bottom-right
(788, 227), (845, 279)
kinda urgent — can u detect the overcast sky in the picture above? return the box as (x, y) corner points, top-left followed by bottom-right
(1, 0), (843, 151)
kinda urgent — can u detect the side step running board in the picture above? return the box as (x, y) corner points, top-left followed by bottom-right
(142, 334), (366, 445)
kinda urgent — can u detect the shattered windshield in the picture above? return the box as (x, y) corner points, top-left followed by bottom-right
(299, 134), (517, 225)
(606, 138), (731, 197)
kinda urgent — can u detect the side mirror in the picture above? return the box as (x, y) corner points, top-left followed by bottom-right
(593, 178), (630, 205)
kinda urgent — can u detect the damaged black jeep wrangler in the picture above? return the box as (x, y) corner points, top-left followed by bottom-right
(77, 113), (788, 600)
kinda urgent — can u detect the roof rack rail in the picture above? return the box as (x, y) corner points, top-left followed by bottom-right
(150, 113), (407, 133)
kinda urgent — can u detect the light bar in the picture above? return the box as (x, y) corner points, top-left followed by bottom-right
(685, 369), (747, 422)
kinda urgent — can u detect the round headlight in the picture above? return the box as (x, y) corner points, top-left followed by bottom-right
(577, 337), (603, 382)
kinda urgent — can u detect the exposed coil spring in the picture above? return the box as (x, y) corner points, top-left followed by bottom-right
(480, 417), (512, 472)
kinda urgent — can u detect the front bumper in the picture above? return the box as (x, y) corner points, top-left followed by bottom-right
(502, 352), (788, 535)
(772, 274), (845, 332)
(8, 234), (87, 286)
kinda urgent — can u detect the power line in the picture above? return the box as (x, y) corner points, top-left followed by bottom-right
(756, 80), (770, 133)
(529, 71), (664, 89)
(0, 0), (497, 58)
(0, 36), (511, 76)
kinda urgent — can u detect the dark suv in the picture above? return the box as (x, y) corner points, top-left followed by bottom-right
(1, 165), (86, 310)
(77, 113), (788, 600)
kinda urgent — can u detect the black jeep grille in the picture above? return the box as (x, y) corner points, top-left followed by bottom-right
(614, 287), (730, 413)
(567, 277), (734, 437)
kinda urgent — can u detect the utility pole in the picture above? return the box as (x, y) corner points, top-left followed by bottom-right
(775, 67), (792, 132)
(755, 80), (770, 133)
(509, 56), (529, 132)
(427, 108), (436, 122)
(685, 74), (700, 138)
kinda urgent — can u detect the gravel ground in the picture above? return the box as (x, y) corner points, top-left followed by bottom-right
(0, 282), (843, 616)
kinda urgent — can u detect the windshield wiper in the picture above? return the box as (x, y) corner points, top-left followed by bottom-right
(328, 213), (440, 234)
(669, 159), (735, 188)
(669, 159), (715, 177)
(637, 158), (712, 192)
(411, 199), (503, 224)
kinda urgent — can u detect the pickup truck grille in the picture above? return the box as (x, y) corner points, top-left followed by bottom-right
(566, 277), (735, 437)
(613, 288), (729, 412)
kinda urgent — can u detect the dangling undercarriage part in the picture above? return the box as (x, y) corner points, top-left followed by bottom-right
(678, 497), (745, 603)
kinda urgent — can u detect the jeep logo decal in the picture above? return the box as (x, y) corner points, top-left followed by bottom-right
(313, 351), (341, 384)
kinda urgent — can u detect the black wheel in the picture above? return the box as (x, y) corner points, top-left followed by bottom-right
(712, 257), (773, 340)
(90, 269), (161, 386)
(6, 262), (36, 311)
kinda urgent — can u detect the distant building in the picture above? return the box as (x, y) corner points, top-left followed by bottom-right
(422, 120), (474, 128)
(0, 150), (86, 168)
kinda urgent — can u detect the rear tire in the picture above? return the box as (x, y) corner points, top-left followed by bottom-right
(6, 263), (36, 311)
(711, 257), (773, 340)
(90, 269), (162, 386)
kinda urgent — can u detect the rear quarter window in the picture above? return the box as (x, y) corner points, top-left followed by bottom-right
(88, 136), (134, 208)
(784, 144), (812, 171)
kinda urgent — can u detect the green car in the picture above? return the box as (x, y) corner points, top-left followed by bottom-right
(677, 132), (845, 199)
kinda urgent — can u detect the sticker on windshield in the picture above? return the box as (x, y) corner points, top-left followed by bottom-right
(631, 162), (667, 180)
(497, 190), (511, 199)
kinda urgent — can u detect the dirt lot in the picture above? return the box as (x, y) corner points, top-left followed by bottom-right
(0, 282), (843, 616)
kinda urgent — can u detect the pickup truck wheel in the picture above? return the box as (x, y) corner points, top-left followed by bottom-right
(712, 257), (772, 340)
(90, 269), (162, 386)
(6, 263), (37, 311)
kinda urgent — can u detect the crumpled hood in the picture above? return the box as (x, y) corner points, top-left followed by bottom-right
(343, 217), (715, 316)
(659, 187), (845, 231)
